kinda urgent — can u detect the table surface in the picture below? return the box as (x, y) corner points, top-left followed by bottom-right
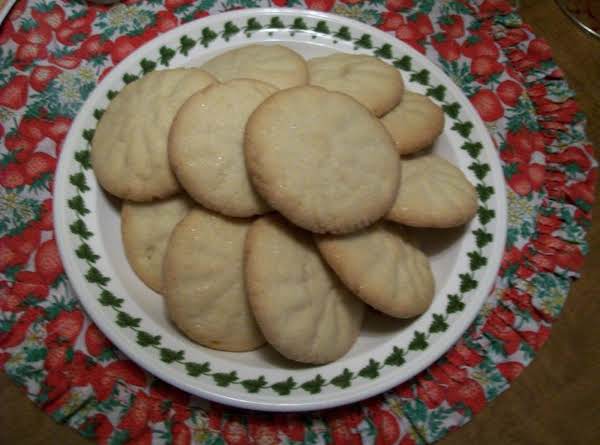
(1, 1), (599, 444)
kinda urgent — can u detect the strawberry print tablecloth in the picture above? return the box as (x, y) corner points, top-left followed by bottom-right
(0, 1), (597, 444)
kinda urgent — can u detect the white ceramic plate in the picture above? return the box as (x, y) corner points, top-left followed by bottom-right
(54, 8), (507, 412)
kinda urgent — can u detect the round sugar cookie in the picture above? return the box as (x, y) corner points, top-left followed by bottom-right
(307, 53), (404, 117)
(122, 195), (193, 293)
(381, 91), (445, 155)
(245, 215), (365, 364)
(163, 207), (264, 352)
(387, 154), (478, 228)
(169, 79), (276, 217)
(245, 86), (401, 234)
(316, 223), (435, 318)
(91, 68), (216, 201)
(201, 44), (308, 89)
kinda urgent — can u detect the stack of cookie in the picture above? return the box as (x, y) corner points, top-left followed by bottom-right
(91, 45), (477, 365)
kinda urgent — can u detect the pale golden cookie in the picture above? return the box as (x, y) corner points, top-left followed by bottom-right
(387, 154), (478, 228)
(169, 79), (276, 217)
(121, 195), (193, 293)
(381, 91), (445, 155)
(202, 44), (308, 89)
(91, 69), (216, 201)
(316, 223), (435, 318)
(245, 215), (365, 364)
(245, 86), (401, 234)
(164, 207), (264, 352)
(307, 53), (404, 117)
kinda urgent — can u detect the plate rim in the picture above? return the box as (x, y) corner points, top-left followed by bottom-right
(54, 7), (507, 412)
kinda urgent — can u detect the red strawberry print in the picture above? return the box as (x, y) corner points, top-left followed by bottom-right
(23, 152), (57, 182)
(440, 362), (468, 382)
(386, 0), (414, 11)
(19, 118), (48, 142)
(85, 323), (111, 357)
(328, 416), (362, 445)
(527, 38), (552, 61)
(497, 79), (523, 106)
(46, 309), (84, 346)
(461, 35), (499, 59)
(11, 226), (41, 258)
(118, 392), (152, 439)
(91, 359), (146, 400)
(193, 9), (210, 20)
(0, 163), (26, 189)
(62, 350), (95, 386)
(395, 23), (424, 41)
(0, 238), (28, 273)
(81, 414), (113, 445)
(155, 10), (179, 33)
(36, 198), (54, 231)
(127, 428), (152, 445)
(79, 35), (114, 59)
(447, 379), (486, 414)
(248, 416), (279, 445)
(549, 146), (592, 171)
(5, 133), (36, 158)
(42, 373), (70, 410)
(372, 409), (401, 445)
(35, 239), (64, 284)
(49, 53), (81, 69)
(0, 76), (29, 110)
(526, 164), (545, 191)
(416, 378), (445, 409)
(56, 23), (89, 46)
(172, 422), (192, 445)
(222, 418), (250, 445)
(32, 5), (65, 30)
(427, 363), (452, 385)
(15, 43), (48, 67)
(566, 181), (595, 205)
(149, 378), (189, 405)
(470, 89), (504, 122)
(165, 0), (194, 9)
(111, 35), (143, 65)
(470, 55), (504, 80)
(0, 307), (43, 348)
(483, 317), (521, 355)
(440, 14), (464, 38)
(65, 9), (97, 30)
(30, 65), (62, 92)
(413, 13), (433, 36)
(379, 12), (405, 31)
(492, 306), (515, 326)
(305, 0), (335, 11)
(46, 116), (72, 143)
(276, 414), (305, 442)
(0, 20), (14, 45)
(12, 281), (48, 303)
(8, 0), (27, 21)
(432, 34), (461, 61)
(497, 362), (524, 381)
(479, 0), (512, 16)
(14, 24), (52, 46)
(507, 169), (532, 196)
(447, 342), (483, 367)
(0, 352), (10, 367)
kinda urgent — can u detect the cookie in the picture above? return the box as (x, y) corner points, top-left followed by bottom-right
(91, 68), (216, 201)
(380, 91), (445, 155)
(245, 215), (364, 364)
(387, 154), (478, 228)
(163, 207), (264, 352)
(169, 79), (275, 217)
(316, 223), (435, 318)
(307, 53), (404, 117)
(121, 196), (193, 293)
(245, 86), (401, 234)
(202, 44), (308, 89)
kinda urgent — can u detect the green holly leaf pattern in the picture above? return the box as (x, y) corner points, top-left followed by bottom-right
(461, 141), (483, 158)
(354, 34), (373, 49)
(301, 374), (325, 394)
(469, 162), (491, 180)
(212, 371), (238, 387)
(459, 273), (478, 292)
(122, 73), (138, 84)
(244, 18), (262, 33)
(107, 90), (119, 100)
(410, 69), (430, 85)
(75, 243), (99, 263)
(426, 84), (446, 101)
(93, 109), (105, 121)
(268, 17), (285, 29)
(67, 196), (89, 216)
(384, 346), (406, 366)
(468, 251), (488, 271)
(335, 26), (352, 41)
(331, 368), (354, 388)
(477, 207), (495, 225)
(451, 121), (473, 138)
(241, 376), (268, 393)
(116, 311), (141, 329)
(160, 348), (185, 364)
(476, 183), (494, 202)
(394, 55), (412, 71)
(374, 43), (393, 59)
(136, 330), (161, 347)
(140, 58), (157, 73)
(447, 294), (466, 313)
(222, 21), (240, 41)
(271, 377), (296, 395)
(314, 21), (330, 34)
(69, 219), (92, 240)
(473, 228), (493, 248)
(70, 172), (90, 193)
(359, 359), (381, 379)
(201, 27), (218, 47)
(429, 314), (449, 333)
(409, 331), (428, 351)
(82, 129), (95, 143)
(179, 35), (196, 56)
(85, 267), (110, 286)
(443, 102), (461, 118)
(98, 290), (123, 308)
(292, 18), (307, 30)
(185, 361), (211, 377)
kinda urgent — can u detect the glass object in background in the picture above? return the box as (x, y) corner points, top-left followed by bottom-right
(555, 0), (600, 39)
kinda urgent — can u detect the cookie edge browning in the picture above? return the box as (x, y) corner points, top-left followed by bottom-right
(315, 223), (435, 318)
(163, 208), (265, 352)
(244, 215), (364, 364)
(168, 79), (276, 218)
(244, 85), (401, 234)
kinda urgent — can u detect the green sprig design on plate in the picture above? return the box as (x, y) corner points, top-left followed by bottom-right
(68, 15), (496, 396)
